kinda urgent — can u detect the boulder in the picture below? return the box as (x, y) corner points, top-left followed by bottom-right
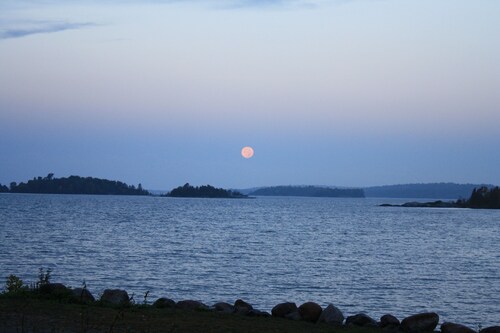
(285, 310), (302, 321)
(441, 322), (476, 333)
(247, 309), (271, 317)
(401, 312), (439, 333)
(213, 302), (235, 314)
(480, 327), (500, 333)
(153, 297), (176, 308)
(176, 300), (208, 310)
(380, 314), (400, 328)
(272, 302), (298, 318)
(298, 302), (323, 323)
(39, 283), (70, 296)
(346, 313), (378, 327)
(101, 289), (130, 306)
(317, 304), (344, 326)
(71, 288), (95, 303)
(234, 299), (253, 315)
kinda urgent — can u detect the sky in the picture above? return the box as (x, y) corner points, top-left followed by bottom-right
(1, 0), (499, 190)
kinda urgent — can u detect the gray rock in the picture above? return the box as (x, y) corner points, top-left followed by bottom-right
(153, 297), (176, 308)
(234, 299), (253, 315)
(441, 322), (476, 333)
(401, 312), (439, 333)
(298, 302), (323, 323)
(176, 300), (208, 310)
(71, 288), (95, 303)
(480, 327), (500, 333)
(285, 310), (302, 321)
(272, 302), (298, 318)
(346, 313), (378, 327)
(101, 289), (130, 306)
(247, 309), (271, 317)
(380, 314), (400, 328)
(213, 302), (235, 314)
(317, 304), (344, 326)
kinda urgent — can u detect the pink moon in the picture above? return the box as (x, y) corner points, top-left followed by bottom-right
(241, 146), (254, 159)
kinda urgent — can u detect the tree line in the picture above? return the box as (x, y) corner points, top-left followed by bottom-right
(166, 183), (247, 198)
(250, 185), (365, 198)
(0, 174), (150, 196)
(457, 186), (500, 209)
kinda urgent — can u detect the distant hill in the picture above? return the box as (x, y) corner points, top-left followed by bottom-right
(7, 174), (150, 196)
(165, 183), (248, 198)
(364, 183), (495, 199)
(249, 185), (364, 198)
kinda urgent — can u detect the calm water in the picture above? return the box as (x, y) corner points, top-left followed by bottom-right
(0, 193), (498, 327)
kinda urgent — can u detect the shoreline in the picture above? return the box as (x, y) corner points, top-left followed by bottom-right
(1, 282), (498, 333)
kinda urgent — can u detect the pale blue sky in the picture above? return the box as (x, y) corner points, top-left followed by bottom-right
(1, 0), (499, 189)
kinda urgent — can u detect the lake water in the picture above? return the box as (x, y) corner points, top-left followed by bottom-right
(0, 193), (498, 328)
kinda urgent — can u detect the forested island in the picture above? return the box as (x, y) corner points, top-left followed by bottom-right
(0, 174), (150, 196)
(381, 186), (500, 209)
(166, 183), (248, 198)
(364, 182), (494, 199)
(250, 185), (364, 198)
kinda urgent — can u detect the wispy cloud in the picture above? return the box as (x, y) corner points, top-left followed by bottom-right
(0, 21), (95, 39)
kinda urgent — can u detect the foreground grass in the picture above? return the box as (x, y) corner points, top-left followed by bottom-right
(0, 296), (381, 333)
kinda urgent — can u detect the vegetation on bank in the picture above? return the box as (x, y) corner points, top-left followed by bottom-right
(250, 186), (365, 198)
(165, 183), (248, 198)
(382, 186), (500, 209)
(457, 186), (500, 209)
(2, 174), (150, 196)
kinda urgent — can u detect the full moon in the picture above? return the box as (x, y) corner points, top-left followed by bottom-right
(241, 146), (254, 159)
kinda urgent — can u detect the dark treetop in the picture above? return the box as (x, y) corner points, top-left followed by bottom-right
(166, 183), (248, 198)
(6, 174), (150, 196)
(250, 185), (364, 198)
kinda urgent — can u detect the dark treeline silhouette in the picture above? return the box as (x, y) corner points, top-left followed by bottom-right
(6, 174), (150, 196)
(364, 182), (495, 199)
(166, 183), (247, 198)
(382, 186), (500, 209)
(250, 185), (364, 198)
(458, 186), (500, 209)
(0, 183), (9, 193)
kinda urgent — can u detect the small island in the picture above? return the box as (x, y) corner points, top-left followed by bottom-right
(250, 185), (365, 198)
(381, 186), (500, 209)
(165, 183), (249, 198)
(2, 174), (150, 196)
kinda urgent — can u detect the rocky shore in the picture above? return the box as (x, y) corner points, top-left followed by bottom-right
(3, 282), (497, 333)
